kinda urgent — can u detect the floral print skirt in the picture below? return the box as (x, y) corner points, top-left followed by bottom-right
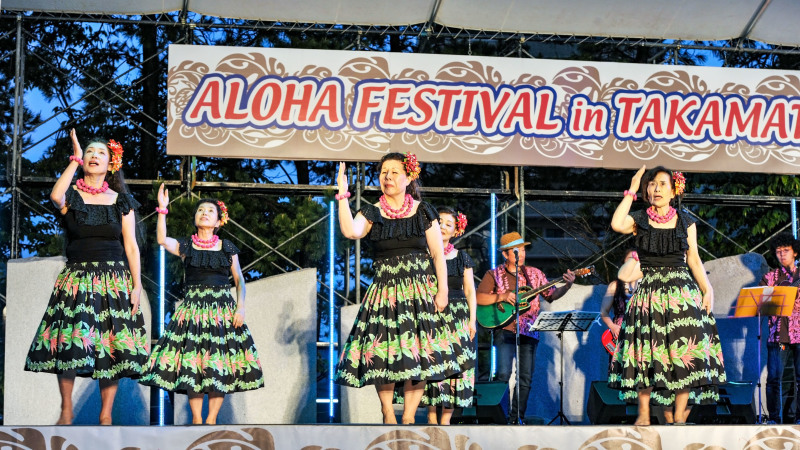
(608, 266), (726, 406)
(139, 285), (264, 394)
(25, 261), (149, 380)
(395, 292), (476, 407)
(335, 253), (467, 388)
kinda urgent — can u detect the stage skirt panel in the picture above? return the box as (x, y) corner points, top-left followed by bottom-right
(608, 266), (726, 406)
(25, 260), (149, 380)
(140, 285), (264, 394)
(335, 253), (467, 387)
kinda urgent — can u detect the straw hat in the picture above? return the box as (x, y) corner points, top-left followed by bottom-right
(498, 231), (530, 251)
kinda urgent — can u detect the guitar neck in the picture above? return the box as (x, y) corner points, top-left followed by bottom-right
(519, 277), (562, 301)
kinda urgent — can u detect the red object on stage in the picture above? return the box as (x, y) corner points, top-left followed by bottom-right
(601, 329), (616, 355)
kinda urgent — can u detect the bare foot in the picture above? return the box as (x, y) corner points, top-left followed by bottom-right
(205, 418), (217, 425)
(56, 412), (73, 425)
(382, 409), (397, 424)
(633, 417), (650, 426)
(427, 413), (438, 425)
(99, 415), (112, 426)
(192, 418), (203, 425)
(401, 415), (415, 424)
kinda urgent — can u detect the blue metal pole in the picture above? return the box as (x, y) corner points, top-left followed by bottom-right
(490, 193), (497, 379)
(158, 245), (165, 426)
(328, 201), (336, 420)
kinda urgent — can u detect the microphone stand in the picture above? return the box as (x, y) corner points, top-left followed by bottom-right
(513, 248), (522, 425)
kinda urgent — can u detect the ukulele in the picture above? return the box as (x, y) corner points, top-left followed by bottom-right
(476, 267), (593, 329)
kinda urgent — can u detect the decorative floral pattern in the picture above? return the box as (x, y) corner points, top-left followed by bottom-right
(25, 261), (149, 379)
(335, 253), (468, 387)
(608, 266), (726, 405)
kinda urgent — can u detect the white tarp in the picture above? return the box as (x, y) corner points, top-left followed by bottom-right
(5, 0), (800, 47)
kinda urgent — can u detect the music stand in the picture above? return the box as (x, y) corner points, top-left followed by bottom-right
(731, 285), (795, 423)
(532, 310), (599, 425)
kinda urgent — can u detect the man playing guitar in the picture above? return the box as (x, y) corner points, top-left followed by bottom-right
(476, 231), (575, 424)
(762, 232), (800, 424)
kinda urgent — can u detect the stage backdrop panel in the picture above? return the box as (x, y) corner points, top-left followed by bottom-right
(174, 268), (317, 424)
(168, 44), (800, 174)
(5, 256), (152, 425)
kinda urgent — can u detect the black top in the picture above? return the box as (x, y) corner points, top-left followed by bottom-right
(358, 201), (438, 260)
(62, 187), (140, 263)
(446, 249), (474, 298)
(631, 208), (696, 268)
(178, 237), (240, 286)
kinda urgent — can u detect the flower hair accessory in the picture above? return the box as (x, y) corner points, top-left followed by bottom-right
(454, 211), (468, 237)
(672, 171), (686, 196)
(403, 152), (421, 181)
(217, 200), (229, 226)
(107, 139), (124, 174)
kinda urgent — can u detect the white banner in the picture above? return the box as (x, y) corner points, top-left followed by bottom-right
(168, 44), (800, 173)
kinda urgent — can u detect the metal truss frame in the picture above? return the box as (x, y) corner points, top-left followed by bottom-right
(3, 12), (799, 421)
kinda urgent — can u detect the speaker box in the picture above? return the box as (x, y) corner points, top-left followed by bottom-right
(687, 381), (756, 424)
(452, 381), (507, 424)
(587, 381), (640, 424)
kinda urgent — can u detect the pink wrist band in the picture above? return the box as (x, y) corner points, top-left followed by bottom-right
(623, 190), (638, 200)
(335, 192), (351, 200)
(155, 207), (169, 214)
(70, 155), (84, 165)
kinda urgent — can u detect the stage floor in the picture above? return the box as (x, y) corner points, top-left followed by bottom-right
(1, 423), (799, 449)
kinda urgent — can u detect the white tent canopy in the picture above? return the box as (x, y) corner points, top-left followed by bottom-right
(6, 0), (800, 47)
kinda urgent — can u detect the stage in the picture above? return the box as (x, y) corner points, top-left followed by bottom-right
(1, 424), (799, 449)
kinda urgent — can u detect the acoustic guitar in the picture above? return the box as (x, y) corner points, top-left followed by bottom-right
(476, 267), (593, 329)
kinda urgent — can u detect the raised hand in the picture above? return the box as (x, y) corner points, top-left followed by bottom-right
(70, 128), (83, 161)
(157, 183), (169, 209)
(337, 162), (348, 195)
(629, 164), (646, 193)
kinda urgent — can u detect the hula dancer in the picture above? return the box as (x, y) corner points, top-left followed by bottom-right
(25, 129), (148, 425)
(140, 185), (263, 424)
(335, 152), (468, 424)
(609, 165), (726, 425)
(423, 207), (477, 425)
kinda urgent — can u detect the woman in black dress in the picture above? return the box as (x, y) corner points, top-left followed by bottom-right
(422, 207), (477, 425)
(334, 152), (467, 424)
(25, 129), (148, 425)
(140, 185), (264, 424)
(609, 165), (725, 425)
